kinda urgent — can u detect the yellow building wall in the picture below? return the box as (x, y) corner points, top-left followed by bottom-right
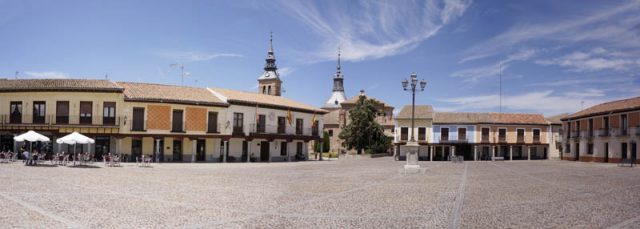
(142, 137), (154, 155)
(0, 91), (124, 125)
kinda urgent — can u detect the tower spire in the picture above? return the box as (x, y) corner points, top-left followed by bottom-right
(323, 48), (347, 109)
(268, 31), (273, 54)
(258, 32), (282, 96)
(336, 47), (342, 75)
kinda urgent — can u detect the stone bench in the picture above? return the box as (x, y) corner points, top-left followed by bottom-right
(494, 157), (504, 161)
(618, 159), (635, 167)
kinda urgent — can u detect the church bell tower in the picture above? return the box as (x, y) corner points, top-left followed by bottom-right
(257, 32), (282, 96)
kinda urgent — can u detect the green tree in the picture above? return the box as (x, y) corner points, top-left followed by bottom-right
(338, 96), (389, 154)
(314, 131), (330, 153)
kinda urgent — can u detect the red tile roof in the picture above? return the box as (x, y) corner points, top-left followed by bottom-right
(0, 79), (123, 92)
(563, 96), (640, 120)
(118, 82), (227, 107)
(433, 112), (547, 125)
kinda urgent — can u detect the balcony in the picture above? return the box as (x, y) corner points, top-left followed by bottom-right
(248, 123), (315, 136)
(516, 136), (525, 143)
(1, 114), (121, 127)
(206, 122), (222, 134)
(498, 136), (507, 143)
(438, 136), (468, 143)
(570, 131), (580, 139)
(130, 119), (147, 132)
(232, 126), (244, 136)
(598, 128), (610, 137)
(619, 128), (628, 136)
(533, 136), (541, 144)
(481, 136), (490, 143)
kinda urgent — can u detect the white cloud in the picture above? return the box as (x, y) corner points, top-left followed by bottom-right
(276, 0), (471, 62)
(23, 71), (70, 79)
(460, 0), (640, 63)
(536, 47), (640, 72)
(452, 49), (537, 82)
(157, 51), (242, 63)
(437, 90), (610, 115)
(527, 75), (637, 87)
(278, 67), (294, 78)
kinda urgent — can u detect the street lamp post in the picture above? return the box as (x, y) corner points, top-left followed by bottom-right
(402, 73), (426, 167)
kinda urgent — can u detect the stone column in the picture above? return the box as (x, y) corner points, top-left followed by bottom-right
(155, 139), (160, 163)
(527, 146), (531, 160)
(268, 141), (272, 162)
(191, 139), (196, 163)
(473, 146), (477, 161)
(509, 146), (513, 160)
(452, 146), (456, 157)
(247, 141), (252, 163)
(430, 145), (434, 161)
(491, 146), (495, 161)
(223, 140), (227, 163)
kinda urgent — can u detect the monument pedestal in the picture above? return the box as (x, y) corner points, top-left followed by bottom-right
(403, 141), (423, 174)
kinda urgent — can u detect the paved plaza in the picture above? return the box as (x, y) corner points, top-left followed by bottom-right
(1, 158), (640, 228)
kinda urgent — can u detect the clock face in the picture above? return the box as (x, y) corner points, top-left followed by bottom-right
(268, 111), (276, 121)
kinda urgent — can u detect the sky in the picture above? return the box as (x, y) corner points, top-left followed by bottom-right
(1, 0), (639, 116)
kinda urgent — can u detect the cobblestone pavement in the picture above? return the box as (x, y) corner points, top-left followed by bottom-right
(1, 158), (639, 228)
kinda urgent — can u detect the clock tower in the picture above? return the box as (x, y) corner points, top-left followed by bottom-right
(257, 32), (282, 96)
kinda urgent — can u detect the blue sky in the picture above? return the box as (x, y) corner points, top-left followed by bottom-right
(1, 0), (639, 116)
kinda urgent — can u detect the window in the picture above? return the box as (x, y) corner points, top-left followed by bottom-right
(257, 114), (266, 133)
(328, 129), (333, 136)
(233, 113), (244, 133)
(172, 110), (184, 132)
(533, 129), (541, 142)
(56, 101), (69, 124)
(295, 118), (304, 135)
(481, 128), (490, 142)
(207, 112), (218, 133)
(516, 129), (525, 142)
(458, 128), (466, 141)
(400, 127), (408, 141)
(132, 107), (145, 131)
(441, 128), (449, 141)
(32, 101), (46, 124)
(312, 120), (319, 136)
(280, 142), (287, 156)
(587, 143), (593, 155)
(267, 86), (271, 95)
(79, 101), (93, 124)
(498, 128), (506, 142)
(10, 101), (22, 123)
(103, 102), (116, 125)
(277, 117), (286, 134)
(296, 142), (303, 155)
(418, 127), (426, 141)
(603, 116), (610, 136)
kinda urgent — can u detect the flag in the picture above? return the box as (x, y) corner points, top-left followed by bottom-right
(287, 109), (293, 126)
(311, 113), (317, 128)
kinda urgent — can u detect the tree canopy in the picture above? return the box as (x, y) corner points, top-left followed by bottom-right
(338, 96), (391, 154)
